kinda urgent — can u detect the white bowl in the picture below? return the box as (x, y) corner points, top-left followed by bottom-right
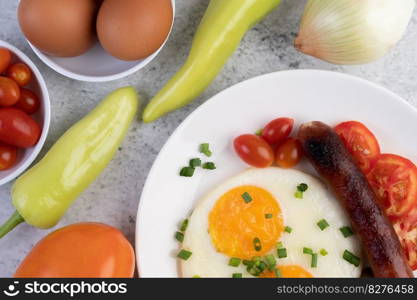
(24, 0), (176, 82)
(0, 40), (51, 186)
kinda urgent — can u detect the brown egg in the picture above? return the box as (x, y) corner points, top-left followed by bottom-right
(97, 0), (173, 61)
(18, 0), (102, 57)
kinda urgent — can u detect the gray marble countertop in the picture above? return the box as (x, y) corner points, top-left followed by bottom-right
(0, 0), (416, 277)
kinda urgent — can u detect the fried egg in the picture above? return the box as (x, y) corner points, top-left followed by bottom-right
(180, 167), (363, 278)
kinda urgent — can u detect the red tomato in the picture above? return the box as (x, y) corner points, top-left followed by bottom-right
(275, 137), (303, 169)
(0, 108), (41, 148)
(335, 121), (380, 173)
(0, 48), (12, 73)
(393, 221), (417, 270)
(7, 62), (32, 86)
(261, 117), (294, 146)
(14, 223), (135, 278)
(367, 154), (417, 221)
(0, 142), (17, 170)
(234, 134), (274, 168)
(15, 88), (40, 114)
(0, 76), (21, 106)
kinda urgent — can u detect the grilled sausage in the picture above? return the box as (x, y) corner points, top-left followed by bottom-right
(298, 121), (413, 278)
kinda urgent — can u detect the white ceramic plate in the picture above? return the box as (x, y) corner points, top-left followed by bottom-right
(136, 70), (417, 278)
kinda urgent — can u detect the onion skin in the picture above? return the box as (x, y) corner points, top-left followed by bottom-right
(295, 0), (416, 65)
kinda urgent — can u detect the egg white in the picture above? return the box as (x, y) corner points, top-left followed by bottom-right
(180, 167), (363, 278)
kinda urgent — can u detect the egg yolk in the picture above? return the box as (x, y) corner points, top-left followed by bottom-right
(261, 265), (314, 278)
(208, 185), (283, 259)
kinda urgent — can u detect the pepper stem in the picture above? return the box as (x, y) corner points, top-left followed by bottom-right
(0, 211), (24, 238)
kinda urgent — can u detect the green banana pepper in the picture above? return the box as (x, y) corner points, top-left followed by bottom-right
(143, 0), (282, 122)
(0, 87), (139, 238)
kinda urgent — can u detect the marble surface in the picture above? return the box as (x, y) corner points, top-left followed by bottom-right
(0, 0), (416, 277)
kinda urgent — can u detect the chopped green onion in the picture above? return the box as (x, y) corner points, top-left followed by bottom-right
(200, 143), (212, 157)
(242, 259), (252, 266)
(177, 249), (192, 260)
(264, 254), (276, 270)
(311, 253), (318, 268)
(303, 247), (313, 255)
(253, 237), (262, 252)
(242, 192), (253, 204)
(297, 183), (309, 192)
(343, 250), (361, 267)
(258, 261), (267, 273)
(175, 231), (184, 243)
(180, 167), (195, 177)
(276, 242), (283, 249)
(340, 226), (354, 238)
(274, 268), (282, 278)
(277, 248), (287, 258)
(232, 273), (242, 278)
(228, 257), (241, 267)
(192, 275), (200, 278)
(265, 213), (273, 219)
(180, 219), (189, 232)
(294, 190), (304, 199)
(320, 249), (328, 256)
(284, 226), (292, 233)
(202, 162), (216, 170)
(317, 219), (330, 231)
(189, 158), (201, 168)
(255, 128), (263, 136)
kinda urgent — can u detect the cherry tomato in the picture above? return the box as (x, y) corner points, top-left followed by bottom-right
(0, 76), (21, 106)
(234, 134), (274, 168)
(261, 117), (294, 146)
(367, 154), (417, 221)
(14, 223), (135, 278)
(0, 48), (12, 73)
(7, 62), (32, 86)
(393, 221), (417, 270)
(0, 108), (41, 148)
(275, 137), (303, 169)
(14, 88), (40, 114)
(335, 121), (380, 173)
(0, 142), (17, 170)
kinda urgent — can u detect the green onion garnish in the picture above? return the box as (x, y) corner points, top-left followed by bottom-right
(265, 213), (273, 219)
(276, 242), (283, 249)
(232, 273), (242, 278)
(311, 253), (318, 268)
(180, 167), (195, 177)
(242, 259), (252, 266)
(297, 183), (308, 192)
(193, 275), (200, 278)
(274, 268), (282, 278)
(277, 248), (287, 258)
(265, 254), (276, 270)
(228, 257), (241, 267)
(317, 219), (330, 231)
(343, 250), (361, 267)
(303, 247), (313, 255)
(175, 231), (184, 243)
(202, 162), (216, 170)
(242, 192), (253, 204)
(200, 143), (212, 157)
(284, 226), (292, 233)
(189, 158), (202, 168)
(253, 237), (262, 251)
(180, 219), (189, 232)
(177, 249), (192, 260)
(340, 226), (354, 238)
(294, 190), (304, 199)
(320, 249), (328, 256)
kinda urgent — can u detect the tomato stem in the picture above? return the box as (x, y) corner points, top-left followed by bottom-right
(0, 211), (24, 238)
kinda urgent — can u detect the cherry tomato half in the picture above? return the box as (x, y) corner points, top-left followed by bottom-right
(15, 88), (40, 115)
(0, 76), (20, 106)
(0, 142), (17, 170)
(7, 62), (32, 86)
(0, 108), (41, 148)
(261, 117), (294, 146)
(393, 221), (417, 270)
(335, 121), (380, 173)
(275, 137), (303, 169)
(367, 154), (417, 221)
(234, 134), (274, 168)
(0, 48), (12, 74)
(14, 223), (135, 278)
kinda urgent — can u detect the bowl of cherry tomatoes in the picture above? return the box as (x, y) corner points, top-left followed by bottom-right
(0, 40), (50, 186)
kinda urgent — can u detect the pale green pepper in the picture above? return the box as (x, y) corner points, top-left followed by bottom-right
(143, 0), (282, 122)
(0, 87), (139, 237)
